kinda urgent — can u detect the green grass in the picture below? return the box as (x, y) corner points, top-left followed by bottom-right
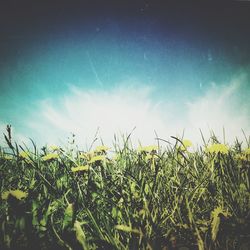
(0, 127), (249, 250)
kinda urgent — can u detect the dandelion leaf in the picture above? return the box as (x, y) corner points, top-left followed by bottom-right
(74, 220), (87, 249)
(211, 206), (230, 242)
(115, 225), (140, 234)
(63, 203), (74, 229)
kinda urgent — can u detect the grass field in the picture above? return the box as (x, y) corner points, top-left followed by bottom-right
(0, 126), (249, 249)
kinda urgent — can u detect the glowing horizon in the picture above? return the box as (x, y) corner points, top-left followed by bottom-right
(1, 71), (250, 149)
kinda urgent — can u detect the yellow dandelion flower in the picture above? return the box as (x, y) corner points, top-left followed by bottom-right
(48, 145), (60, 151)
(2, 190), (28, 200)
(236, 153), (247, 161)
(94, 145), (110, 153)
(3, 154), (13, 160)
(79, 151), (94, 160)
(206, 144), (229, 155)
(88, 155), (106, 163)
(19, 151), (30, 159)
(236, 148), (250, 162)
(19, 151), (33, 163)
(244, 148), (250, 155)
(71, 165), (89, 172)
(180, 139), (192, 150)
(137, 145), (158, 153)
(42, 153), (59, 161)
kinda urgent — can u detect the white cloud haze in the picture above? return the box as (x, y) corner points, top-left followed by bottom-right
(1, 74), (250, 149)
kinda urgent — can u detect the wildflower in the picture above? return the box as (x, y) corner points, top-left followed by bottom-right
(236, 153), (247, 161)
(71, 165), (89, 172)
(244, 148), (250, 155)
(42, 153), (59, 161)
(206, 143), (229, 155)
(19, 151), (30, 159)
(48, 145), (60, 151)
(137, 145), (158, 153)
(180, 139), (192, 151)
(2, 189), (28, 200)
(88, 155), (106, 164)
(79, 151), (94, 160)
(236, 148), (250, 162)
(94, 145), (110, 153)
(3, 154), (13, 160)
(19, 151), (32, 163)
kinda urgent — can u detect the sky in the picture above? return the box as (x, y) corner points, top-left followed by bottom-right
(0, 1), (250, 149)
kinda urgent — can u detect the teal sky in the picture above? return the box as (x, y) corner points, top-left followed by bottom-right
(0, 2), (250, 148)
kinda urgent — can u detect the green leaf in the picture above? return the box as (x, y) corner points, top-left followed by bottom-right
(196, 229), (205, 250)
(111, 207), (117, 218)
(74, 220), (87, 249)
(130, 181), (136, 193)
(144, 183), (149, 195)
(63, 203), (74, 229)
(115, 225), (140, 234)
(211, 206), (230, 242)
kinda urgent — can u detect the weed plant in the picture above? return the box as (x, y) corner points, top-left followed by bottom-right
(0, 126), (249, 249)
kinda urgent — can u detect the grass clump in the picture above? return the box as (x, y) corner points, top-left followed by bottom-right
(0, 126), (249, 250)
